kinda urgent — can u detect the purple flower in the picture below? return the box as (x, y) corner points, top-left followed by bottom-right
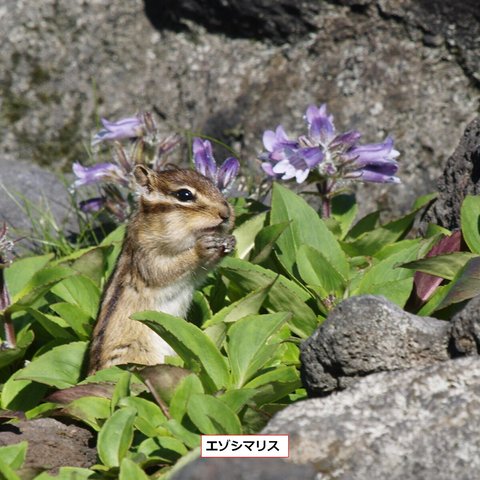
(92, 116), (144, 146)
(260, 103), (401, 185)
(261, 126), (323, 183)
(193, 138), (240, 193)
(73, 162), (129, 188)
(79, 197), (106, 214)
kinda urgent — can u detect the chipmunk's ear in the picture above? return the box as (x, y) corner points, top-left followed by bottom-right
(134, 165), (159, 197)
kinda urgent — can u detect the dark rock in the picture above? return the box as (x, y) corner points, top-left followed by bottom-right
(144, 0), (321, 43)
(301, 295), (450, 396)
(1, 0), (478, 220)
(450, 294), (480, 356)
(265, 355), (480, 480)
(171, 457), (316, 480)
(419, 116), (480, 233)
(0, 418), (96, 473)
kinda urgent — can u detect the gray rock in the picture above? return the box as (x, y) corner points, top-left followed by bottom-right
(171, 458), (316, 480)
(450, 294), (480, 356)
(301, 295), (450, 396)
(264, 355), (480, 480)
(0, 0), (478, 220)
(0, 418), (96, 473)
(419, 116), (480, 233)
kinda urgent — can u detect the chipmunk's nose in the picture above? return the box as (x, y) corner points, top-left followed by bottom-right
(219, 201), (230, 222)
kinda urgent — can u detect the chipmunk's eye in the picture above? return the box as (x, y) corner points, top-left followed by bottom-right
(173, 188), (195, 202)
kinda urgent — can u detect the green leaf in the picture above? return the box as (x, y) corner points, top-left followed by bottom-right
(50, 275), (100, 319)
(233, 212), (267, 259)
(342, 195), (435, 257)
(49, 302), (92, 339)
(227, 313), (289, 388)
(33, 467), (94, 480)
(0, 442), (27, 470)
(16, 341), (88, 389)
(220, 258), (318, 338)
(203, 283), (272, 328)
(217, 389), (257, 413)
(133, 311), (229, 391)
(26, 309), (75, 341)
(0, 458), (21, 480)
(165, 419), (201, 450)
(9, 266), (75, 307)
(119, 397), (166, 437)
(271, 183), (349, 277)
(0, 328), (34, 369)
(4, 254), (53, 298)
(169, 374), (204, 422)
(97, 407), (136, 468)
(187, 291), (212, 326)
(1, 369), (48, 411)
(244, 366), (301, 406)
(63, 397), (111, 431)
(187, 393), (242, 434)
(461, 195), (480, 254)
(137, 436), (187, 464)
(296, 245), (346, 295)
(119, 458), (150, 480)
(401, 252), (479, 281)
(331, 193), (358, 240)
(111, 372), (131, 412)
(71, 248), (106, 287)
(250, 222), (290, 265)
(345, 210), (380, 240)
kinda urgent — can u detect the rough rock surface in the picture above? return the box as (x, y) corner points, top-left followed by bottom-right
(171, 458), (316, 480)
(1, 0), (479, 223)
(450, 294), (480, 356)
(419, 116), (480, 233)
(0, 418), (96, 473)
(301, 295), (450, 396)
(264, 356), (480, 480)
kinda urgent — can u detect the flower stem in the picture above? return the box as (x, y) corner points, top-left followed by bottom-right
(317, 179), (334, 218)
(0, 266), (15, 348)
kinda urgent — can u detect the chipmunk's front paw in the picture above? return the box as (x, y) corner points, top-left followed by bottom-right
(197, 234), (236, 261)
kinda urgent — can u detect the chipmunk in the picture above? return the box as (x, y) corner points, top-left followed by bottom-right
(88, 165), (235, 374)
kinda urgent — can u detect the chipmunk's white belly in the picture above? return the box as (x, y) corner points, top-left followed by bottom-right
(144, 279), (194, 361)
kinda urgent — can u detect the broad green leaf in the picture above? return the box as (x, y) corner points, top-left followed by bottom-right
(97, 406), (136, 468)
(346, 210), (380, 240)
(133, 311), (229, 391)
(244, 366), (301, 406)
(137, 436), (187, 464)
(50, 275), (100, 319)
(1, 369), (48, 411)
(296, 245), (346, 295)
(461, 195), (480, 254)
(437, 257), (480, 310)
(119, 397), (166, 437)
(49, 302), (92, 339)
(4, 254), (53, 298)
(187, 291), (212, 326)
(342, 195), (435, 257)
(0, 328), (34, 369)
(417, 284), (450, 316)
(26, 309), (75, 341)
(111, 371), (131, 412)
(187, 393), (242, 434)
(227, 313), (289, 387)
(0, 442), (27, 470)
(401, 252), (479, 281)
(63, 397), (111, 431)
(71, 247), (106, 287)
(169, 374), (204, 422)
(33, 467), (94, 480)
(0, 458), (20, 480)
(16, 341), (88, 389)
(10, 266), (75, 306)
(331, 193), (358, 240)
(217, 389), (257, 413)
(250, 222), (290, 264)
(203, 283), (272, 328)
(165, 419), (201, 449)
(363, 278), (414, 307)
(220, 258), (318, 338)
(233, 212), (267, 259)
(101, 225), (125, 278)
(119, 458), (150, 480)
(271, 183), (349, 277)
